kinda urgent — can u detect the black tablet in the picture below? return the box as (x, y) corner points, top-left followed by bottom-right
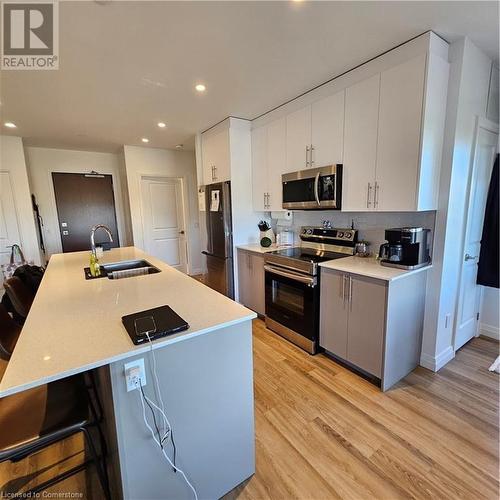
(122, 305), (189, 345)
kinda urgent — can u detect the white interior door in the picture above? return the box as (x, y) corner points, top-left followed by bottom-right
(0, 172), (22, 266)
(454, 120), (498, 350)
(140, 177), (187, 273)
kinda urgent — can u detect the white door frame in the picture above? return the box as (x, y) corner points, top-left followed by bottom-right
(138, 174), (191, 274)
(0, 170), (22, 249)
(452, 116), (499, 350)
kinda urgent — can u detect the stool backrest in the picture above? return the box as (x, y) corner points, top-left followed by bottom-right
(0, 304), (21, 360)
(4, 277), (34, 318)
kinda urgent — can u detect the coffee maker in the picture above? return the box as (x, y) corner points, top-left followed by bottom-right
(379, 227), (430, 269)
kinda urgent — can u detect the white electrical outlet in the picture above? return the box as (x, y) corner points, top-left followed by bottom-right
(124, 358), (146, 392)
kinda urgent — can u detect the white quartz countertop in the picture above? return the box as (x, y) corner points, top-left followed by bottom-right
(237, 244), (296, 254)
(0, 247), (256, 398)
(319, 256), (432, 282)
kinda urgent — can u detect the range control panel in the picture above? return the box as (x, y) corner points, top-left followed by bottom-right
(300, 226), (357, 243)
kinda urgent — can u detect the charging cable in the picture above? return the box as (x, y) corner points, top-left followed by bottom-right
(136, 377), (198, 500)
(145, 332), (172, 449)
(133, 331), (198, 500)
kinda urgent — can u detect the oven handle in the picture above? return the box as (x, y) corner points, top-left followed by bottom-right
(314, 172), (321, 206)
(264, 264), (316, 285)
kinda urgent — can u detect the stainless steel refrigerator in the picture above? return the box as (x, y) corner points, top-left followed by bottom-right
(202, 181), (234, 299)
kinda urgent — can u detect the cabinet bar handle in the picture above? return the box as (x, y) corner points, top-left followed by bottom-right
(267, 193), (270, 209)
(310, 144), (315, 166)
(367, 183), (372, 208)
(374, 181), (379, 208)
(349, 276), (353, 311)
(306, 145), (310, 167)
(342, 275), (347, 307)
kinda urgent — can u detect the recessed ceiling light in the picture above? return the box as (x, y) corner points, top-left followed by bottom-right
(141, 137), (149, 143)
(4, 122), (16, 128)
(195, 83), (206, 92)
(175, 144), (184, 150)
(157, 122), (166, 128)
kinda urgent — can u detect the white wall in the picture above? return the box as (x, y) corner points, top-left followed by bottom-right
(24, 146), (132, 259)
(122, 145), (202, 275)
(480, 287), (499, 340)
(421, 38), (496, 371)
(0, 136), (41, 266)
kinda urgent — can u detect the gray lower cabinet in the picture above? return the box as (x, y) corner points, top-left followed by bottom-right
(320, 270), (386, 378)
(237, 249), (265, 315)
(319, 271), (349, 359)
(347, 274), (386, 377)
(320, 267), (426, 390)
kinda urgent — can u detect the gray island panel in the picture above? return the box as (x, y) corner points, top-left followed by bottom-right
(108, 320), (255, 499)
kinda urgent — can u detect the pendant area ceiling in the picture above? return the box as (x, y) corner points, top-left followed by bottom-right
(1, 1), (498, 153)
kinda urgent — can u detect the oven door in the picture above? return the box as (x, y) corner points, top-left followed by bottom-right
(264, 265), (319, 342)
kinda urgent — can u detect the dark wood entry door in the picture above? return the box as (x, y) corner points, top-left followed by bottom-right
(52, 173), (120, 253)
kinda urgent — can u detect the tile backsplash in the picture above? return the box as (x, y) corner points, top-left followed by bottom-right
(273, 210), (436, 257)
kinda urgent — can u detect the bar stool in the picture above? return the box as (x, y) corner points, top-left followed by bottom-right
(3, 277), (34, 319)
(0, 374), (111, 498)
(0, 304), (21, 360)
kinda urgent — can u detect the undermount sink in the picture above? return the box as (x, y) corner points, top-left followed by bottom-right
(84, 259), (161, 280)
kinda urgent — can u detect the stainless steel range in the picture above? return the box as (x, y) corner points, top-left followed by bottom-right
(264, 226), (357, 354)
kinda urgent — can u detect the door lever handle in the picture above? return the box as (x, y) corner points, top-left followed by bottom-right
(464, 254), (477, 261)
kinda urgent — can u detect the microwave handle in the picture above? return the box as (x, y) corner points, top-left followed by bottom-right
(314, 172), (321, 206)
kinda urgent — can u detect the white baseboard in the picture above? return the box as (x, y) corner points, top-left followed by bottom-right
(420, 346), (455, 372)
(480, 323), (500, 340)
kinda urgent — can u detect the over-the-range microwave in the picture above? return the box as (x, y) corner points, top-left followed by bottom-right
(282, 164), (342, 210)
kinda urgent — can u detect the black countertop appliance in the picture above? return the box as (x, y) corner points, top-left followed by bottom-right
(379, 227), (430, 270)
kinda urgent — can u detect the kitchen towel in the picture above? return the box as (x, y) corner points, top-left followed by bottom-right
(477, 154), (499, 288)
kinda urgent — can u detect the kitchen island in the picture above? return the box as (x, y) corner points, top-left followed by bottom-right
(0, 247), (256, 499)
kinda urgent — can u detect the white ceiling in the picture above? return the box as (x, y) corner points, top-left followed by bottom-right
(1, 1), (498, 153)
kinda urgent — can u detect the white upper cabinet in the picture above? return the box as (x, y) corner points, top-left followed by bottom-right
(343, 74), (380, 211)
(311, 91), (345, 168)
(375, 55), (426, 211)
(285, 92), (344, 172)
(343, 52), (448, 212)
(251, 117), (286, 211)
(251, 125), (268, 211)
(201, 126), (230, 185)
(250, 33), (449, 212)
(267, 117), (286, 211)
(285, 106), (312, 172)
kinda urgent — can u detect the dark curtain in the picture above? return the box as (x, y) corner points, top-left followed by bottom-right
(477, 154), (499, 288)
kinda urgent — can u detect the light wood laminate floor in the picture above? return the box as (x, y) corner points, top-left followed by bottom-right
(1, 319), (498, 499)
